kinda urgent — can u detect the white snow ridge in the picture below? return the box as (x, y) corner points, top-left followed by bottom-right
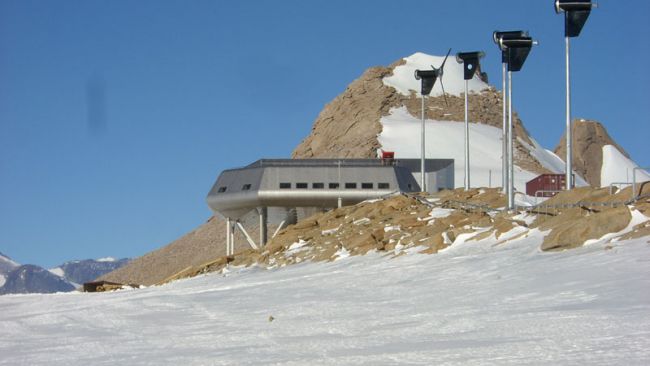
(383, 52), (489, 97)
(96, 257), (116, 262)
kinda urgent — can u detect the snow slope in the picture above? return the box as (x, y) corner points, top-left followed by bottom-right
(601, 145), (650, 188)
(377, 107), (581, 192)
(0, 252), (19, 273)
(383, 52), (489, 97)
(1, 232), (648, 365)
(0, 253), (19, 288)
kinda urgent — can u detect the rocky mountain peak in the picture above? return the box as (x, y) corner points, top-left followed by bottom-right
(553, 119), (629, 187)
(292, 53), (549, 177)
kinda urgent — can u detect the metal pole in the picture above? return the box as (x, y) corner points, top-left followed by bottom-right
(272, 220), (285, 239)
(464, 79), (470, 190)
(502, 62), (508, 194)
(632, 168), (637, 200)
(258, 207), (267, 247)
(421, 95), (426, 192)
(226, 217), (231, 256)
(631, 167), (650, 200)
(230, 221), (235, 255)
(236, 221), (259, 250)
(337, 160), (342, 208)
(565, 35), (573, 190)
(507, 71), (514, 210)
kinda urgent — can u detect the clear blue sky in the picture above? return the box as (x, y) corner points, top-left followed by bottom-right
(1, 1), (648, 267)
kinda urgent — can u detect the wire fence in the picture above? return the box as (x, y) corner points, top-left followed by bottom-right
(401, 191), (650, 219)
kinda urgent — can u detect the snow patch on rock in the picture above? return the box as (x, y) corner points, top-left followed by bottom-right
(601, 145), (650, 188)
(383, 52), (489, 97)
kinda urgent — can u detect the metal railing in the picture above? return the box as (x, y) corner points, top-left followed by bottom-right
(632, 167), (650, 200)
(401, 190), (650, 219)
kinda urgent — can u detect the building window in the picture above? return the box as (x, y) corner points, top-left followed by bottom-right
(296, 182), (308, 189)
(361, 183), (373, 189)
(345, 183), (357, 189)
(279, 183), (291, 189)
(217, 186), (227, 193)
(378, 183), (390, 189)
(242, 184), (252, 190)
(312, 183), (324, 189)
(329, 183), (340, 189)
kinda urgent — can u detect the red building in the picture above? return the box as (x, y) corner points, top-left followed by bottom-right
(525, 174), (568, 197)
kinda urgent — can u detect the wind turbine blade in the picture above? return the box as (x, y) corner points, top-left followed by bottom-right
(440, 79), (449, 106)
(440, 48), (452, 71)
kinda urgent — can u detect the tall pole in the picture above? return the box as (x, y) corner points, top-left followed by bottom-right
(337, 160), (342, 208)
(507, 71), (514, 210)
(464, 79), (470, 190)
(502, 62), (508, 194)
(421, 95), (426, 192)
(258, 207), (267, 247)
(565, 35), (573, 190)
(226, 217), (231, 256)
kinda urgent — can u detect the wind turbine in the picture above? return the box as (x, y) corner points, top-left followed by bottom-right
(455, 51), (485, 191)
(414, 48), (451, 192)
(493, 32), (537, 210)
(555, 0), (598, 190)
(493, 31), (527, 195)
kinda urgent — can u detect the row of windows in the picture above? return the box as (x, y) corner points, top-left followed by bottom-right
(217, 182), (391, 193)
(280, 182), (390, 190)
(217, 184), (250, 193)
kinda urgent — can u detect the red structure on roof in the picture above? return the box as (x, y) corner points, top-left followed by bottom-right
(526, 174), (569, 197)
(380, 150), (395, 165)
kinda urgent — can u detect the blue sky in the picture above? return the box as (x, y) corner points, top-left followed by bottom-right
(1, 0), (648, 267)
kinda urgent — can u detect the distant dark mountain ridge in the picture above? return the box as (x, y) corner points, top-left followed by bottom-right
(0, 252), (19, 275)
(55, 258), (130, 284)
(0, 265), (75, 295)
(0, 256), (130, 295)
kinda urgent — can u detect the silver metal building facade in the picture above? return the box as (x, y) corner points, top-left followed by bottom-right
(206, 158), (454, 255)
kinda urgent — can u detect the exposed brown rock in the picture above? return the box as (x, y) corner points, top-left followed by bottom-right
(540, 206), (631, 251)
(104, 185), (648, 287)
(292, 55), (550, 177)
(291, 64), (402, 159)
(554, 119), (629, 187)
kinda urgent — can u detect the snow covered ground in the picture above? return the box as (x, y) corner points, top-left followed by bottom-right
(1, 230), (649, 365)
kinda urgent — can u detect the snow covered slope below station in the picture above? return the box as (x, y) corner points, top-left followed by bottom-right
(1, 232), (648, 365)
(383, 52), (489, 97)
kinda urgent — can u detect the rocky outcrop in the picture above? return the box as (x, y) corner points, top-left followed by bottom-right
(291, 64), (402, 158)
(160, 186), (649, 283)
(292, 54), (549, 176)
(554, 119), (629, 187)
